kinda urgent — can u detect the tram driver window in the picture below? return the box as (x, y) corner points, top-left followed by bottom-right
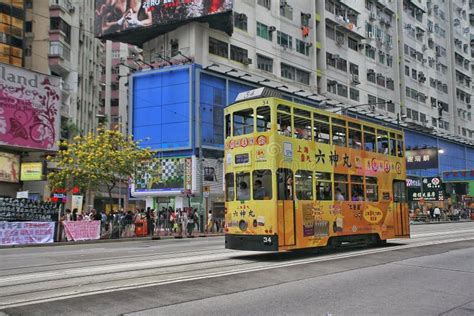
(225, 173), (235, 201)
(233, 109), (254, 136)
(365, 177), (378, 201)
(334, 174), (348, 201)
(397, 137), (404, 157)
(389, 133), (397, 156)
(277, 169), (293, 200)
(295, 170), (313, 200)
(253, 170), (272, 200)
(256, 106), (272, 132)
(236, 172), (251, 201)
(315, 172), (332, 200)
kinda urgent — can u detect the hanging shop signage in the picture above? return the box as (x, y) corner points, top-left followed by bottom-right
(410, 177), (444, 202)
(20, 162), (43, 181)
(405, 148), (438, 170)
(0, 152), (20, 183)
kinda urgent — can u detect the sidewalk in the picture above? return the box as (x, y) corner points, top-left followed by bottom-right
(410, 218), (473, 225)
(0, 232), (225, 249)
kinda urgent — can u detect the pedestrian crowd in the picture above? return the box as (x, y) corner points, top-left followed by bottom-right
(60, 206), (223, 240)
(410, 205), (472, 223)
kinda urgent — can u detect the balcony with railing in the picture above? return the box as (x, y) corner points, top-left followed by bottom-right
(48, 41), (71, 75)
(50, 0), (75, 14)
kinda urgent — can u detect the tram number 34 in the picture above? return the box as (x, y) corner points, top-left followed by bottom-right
(263, 237), (273, 245)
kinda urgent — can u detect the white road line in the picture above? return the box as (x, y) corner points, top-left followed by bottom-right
(1, 236), (473, 309)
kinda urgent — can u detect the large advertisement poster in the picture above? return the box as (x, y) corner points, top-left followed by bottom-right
(0, 63), (61, 151)
(406, 148), (438, 170)
(134, 157), (192, 193)
(95, 0), (233, 43)
(0, 152), (20, 183)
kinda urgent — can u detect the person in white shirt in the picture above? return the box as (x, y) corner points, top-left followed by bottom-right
(433, 207), (441, 222)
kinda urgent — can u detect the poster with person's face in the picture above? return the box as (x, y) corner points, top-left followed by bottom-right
(95, 0), (233, 38)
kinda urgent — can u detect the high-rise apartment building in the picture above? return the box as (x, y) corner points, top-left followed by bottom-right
(0, 0), (104, 200)
(102, 41), (141, 136)
(0, 0), (24, 67)
(23, 0), (104, 137)
(138, 0), (472, 143)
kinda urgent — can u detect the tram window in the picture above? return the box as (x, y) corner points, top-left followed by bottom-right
(364, 132), (376, 152)
(315, 172), (332, 200)
(397, 136), (404, 157)
(233, 109), (254, 136)
(225, 173), (234, 201)
(256, 106), (272, 132)
(277, 112), (292, 137)
(348, 128), (362, 149)
(393, 180), (407, 203)
(377, 130), (389, 154)
(253, 170), (272, 200)
(332, 125), (347, 147)
(277, 169), (293, 200)
(295, 170), (313, 200)
(236, 172), (251, 201)
(278, 104), (291, 113)
(225, 114), (231, 138)
(334, 174), (348, 201)
(365, 177), (378, 201)
(294, 116), (312, 140)
(294, 108), (310, 117)
(314, 120), (330, 144)
(314, 113), (329, 122)
(350, 175), (364, 201)
(389, 133), (397, 156)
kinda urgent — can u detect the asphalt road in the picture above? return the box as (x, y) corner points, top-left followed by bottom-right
(1, 222), (474, 315)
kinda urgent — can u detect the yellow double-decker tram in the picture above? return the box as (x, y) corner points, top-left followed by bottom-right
(224, 88), (410, 251)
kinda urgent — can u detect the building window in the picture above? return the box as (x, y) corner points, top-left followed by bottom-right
(277, 31), (292, 49)
(336, 57), (347, 72)
(326, 53), (336, 67)
(367, 70), (375, 83)
(257, 0), (271, 9)
(233, 12), (247, 31)
(230, 45), (248, 63)
(326, 25), (335, 40)
(350, 88), (360, 101)
(281, 63), (310, 85)
(209, 37), (228, 58)
(25, 21), (32, 33)
(50, 17), (71, 44)
(257, 54), (273, 73)
(296, 39), (310, 56)
(337, 84), (348, 98)
(257, 22), (272, 41)
(348, 37), (358, 51)
(280, 3), (293, 20)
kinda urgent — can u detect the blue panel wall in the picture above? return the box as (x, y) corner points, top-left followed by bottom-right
(132, 67), (191, 150)
(199, 74), (254, 149)
(405, 130), (473, 176)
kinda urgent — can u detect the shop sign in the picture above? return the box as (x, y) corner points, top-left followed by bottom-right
(406, 148), (438, 170)
(20, 162), (43, 181)
(0, 152), (19, 183)
(410, 177), (444, 202)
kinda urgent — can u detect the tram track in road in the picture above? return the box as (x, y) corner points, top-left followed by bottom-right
(1, 229), (474, 310)
(0, 241), (227, 276)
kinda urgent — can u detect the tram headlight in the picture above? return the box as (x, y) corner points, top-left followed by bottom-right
(238, 219), (248, 231)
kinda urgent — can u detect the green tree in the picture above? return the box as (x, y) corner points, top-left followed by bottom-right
(47, 128), (155, 205)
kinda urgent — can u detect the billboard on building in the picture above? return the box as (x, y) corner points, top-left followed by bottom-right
(0, 152), (20, 183)
(0, 63), (61, 151)
(405, 148), (438, 170)
(132, 156), (195, 196)
(94, 0), (233, 44)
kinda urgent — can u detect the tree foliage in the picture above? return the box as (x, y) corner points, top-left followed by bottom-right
(47, 128), (155, 200)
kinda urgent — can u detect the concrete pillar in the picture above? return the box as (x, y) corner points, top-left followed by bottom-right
(175, 196), (185, 210)
(145, 197), (154, 210)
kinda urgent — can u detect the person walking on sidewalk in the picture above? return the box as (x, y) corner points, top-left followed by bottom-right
(187, 211), (195, 236)
(433, 206), (441, 222)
